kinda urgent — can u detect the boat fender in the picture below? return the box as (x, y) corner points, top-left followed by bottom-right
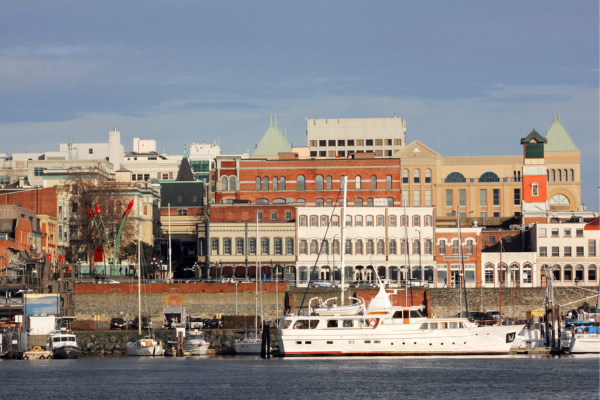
(575, 327), (584, 334)
(369, 319), (378, 328)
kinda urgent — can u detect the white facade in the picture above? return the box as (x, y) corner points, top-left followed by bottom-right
(58, 128), (125, 171)
(133, 138), (157, 153)
(481, 252), (537, 288)
(296, 206), (435, 286)
(306, 117), (407, 158)
(532, 222), (598, 286)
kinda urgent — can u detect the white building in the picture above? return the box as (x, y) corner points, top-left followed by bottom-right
(296, 206), (435, 286)
(306, 117), (407, 159)
(481, 252), (537, 288)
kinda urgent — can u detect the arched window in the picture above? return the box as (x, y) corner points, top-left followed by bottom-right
(564, 169), (568, 182)
(280, 177), (286, 190)
(425, 169), (432, 184)
(263, 177), (269, 190)
(356, 216), (363, 227)
(479, 171), (500, 182)
(589, 265), (597, 281)
(444, 172), (467, 183)
(402, 169), (409, 184)
(466, 240), (473, 255)
(366, 216), (374, 227)
(523, 263), (532, 283)
(386, 175), (392, 189)
(299, 240), (307, 255)
(310, 240), (318, 255)
(551, 170), (555, 181)
(413, 216), (420, 226)
(547, 171), (550, 182)
(355, 176), (362, 189)
(355, 198), (363, 207)
(485, 264), (494, 284)
(299, 216), (307, 227)
(316, 198), (324, 207)
(549, 194), (570, 205)
(326, 176), (332, 189)
(310, 216), (318, 227)
(331, 216), (339, 227)
(569, 169), (574, 181)
(229, 176), (236, 190)
(367, 198), (374, 207)
(355, 240), (363, 255)
(401, 216), (407, 226)
(321, 215), (328, 226)
(557, 170), (562, 182)
(371, 176), (377, 189)
(273, 198), (286, 204)
(532, 183), (539, 197)
(322, 240), (329, 255)
(273, 177), (278, 190)
(222, 176), (229, 190)
(564, 265), (572, 281)
(315, 175), (324, 189)
(424, 216), (432, 226)
(413, 169), (420, 184)
(256, 199), (269, 204)
(575, 265), (584, 281)
(297, 175), (305, 190)
(389, 216), (396, 226)
(255, 177), (261, 190)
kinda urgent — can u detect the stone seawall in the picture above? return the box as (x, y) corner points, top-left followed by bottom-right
(430, 286), (598, 318)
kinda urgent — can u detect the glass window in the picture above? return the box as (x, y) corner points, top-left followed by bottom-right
(485, 265), (494, 284)
(413, 169), (420, 184)
(459, 189), (466, 207)
(401, 216), (407, 226)
(316, 175), (324, 189)
(439, 240), (446, 255)
(489, 236), (495, 244)
(354, 240), (362, 255)
(377, 216), (384, 226)
(261, 238), (269, 255)
(222, 176), (228, 190)
(355, 176), (362, 189)
(211, 238), (219, 255)
(322, 240), (329, 255)
(402, 169), (409, 184)
(564, 228), (571, 237)
(280, 177), (286, 190)
(236, 238), (244, 255)
(249, 238), (256, 255)
(414, 190), (421, 207)
(425, 189), (432, 207)
(479, 172), (500, 182)
(552, 247), (559, 257)
(413, 240), (420, 255)
(274, 238), (283, 255)
(564, 247), (572, 257)
(540, 247), (547, 256)
(367, 240), (374, 255)
(356, 216), (363, 227)
(355, 198), (363, 207)
(271, 211), (277, 221)
(576, 229), (584, 237)
(345, 216), (352, 227)
(444, 172), (467, 183)
(452, 240), (459, 255)
(273, 177), (278, 190)
(446, 190), (453, 207)
(371, 176), (377, 189)
(300, 240), (307, 255)
(589, 240), (596, 256)
(425, 169), (432, 184)
(480, 189), (487, 207)
(333, 240), (340, 255)
(316, 198), (324, 207)
(311, 240), (318, 255)
(311, 216), (318, 227)
(425, 240), (432, 255)
(402, 190), (409, 206)
(389, 216), (396, 226)
(493, 189), (500, 206)
(466, 240), (473, 255)
(285, 211), (291, 220)
(551, 228), (559, 237)
(577, 247), (584, 257)
(223, 238), (232, 255)
(326, 176), (332, 189)
(345, 240), (352, 255)
(367, 198), (373, 207)
(257, 211), (263, 220)
(378, 240), (385, 255)
(332, 216), (339, 227)
(297, 175), (305, 190)
(390, 240), (397, 255)
(321, 216), (328, 226)
(424, 216), (432, 226)
(300, 216), (307, 227)
(386, 175), (392, 189)
(513, 189), (520, 206)
(539, 228), (546, 237)
(388, 197), (394, 207)
(286, 238), (294, 255)
(366, 216), (374, 227)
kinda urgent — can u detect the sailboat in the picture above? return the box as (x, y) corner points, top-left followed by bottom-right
(126, 227), (163, 356)
(234, 210), (263, 355)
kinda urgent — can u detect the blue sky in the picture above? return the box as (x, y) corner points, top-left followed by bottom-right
(1, 1), (598, 208)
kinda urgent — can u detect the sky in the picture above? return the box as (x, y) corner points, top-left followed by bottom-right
(1, 1), (598, 208)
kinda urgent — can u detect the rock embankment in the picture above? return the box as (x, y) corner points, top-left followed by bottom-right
(76, 330), (278, 356)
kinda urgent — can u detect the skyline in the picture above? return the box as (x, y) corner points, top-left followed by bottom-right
(0, 1), (597, 208)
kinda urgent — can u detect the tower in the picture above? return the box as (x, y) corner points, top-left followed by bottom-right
(520, 129), (548, 212)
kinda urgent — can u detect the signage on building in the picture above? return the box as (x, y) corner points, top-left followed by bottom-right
(443, 256), (470, 261)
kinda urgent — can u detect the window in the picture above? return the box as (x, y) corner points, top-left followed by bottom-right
(485, 265), (494, 284)
(300, 216), (307, 227)
(446, 190), (453, 207)
(459, 189), (466, 207)
(389, 216), (396, 226)
(479, 172), (500, 182)
(366, 139), (373, 146)
(564, 247), (572, 257)
(316, 175), (324, 189)
(523, 264), (532, 284)
(424, 216), (432, 227)
(356, 240), (363, 255)
(401, 240), (408, 255)
(532, 183), (538, 197)
(355, 176), (362, 189)
(280, 177), (286, 190)
(401, 216), (407, 226)
(0, 176), (10, 184)
(390, 240), (397, 255)
(322, 241), (329, 255)
(439, 240), (446, 255)
(211, 238), (219, 255)
(371, 176), (377, 189)
(394, 139), (402, 146)
(316, 198), (324, 207)
(261, 238), (270, 255)
(402, 169), (409, 184)
(444, 172), (466, 183)
(413, 240), (420, 255)
(283, 238), (293, 255)
(552, 247), (559, 257)
(178, 195), (182, 202)
(192, 195), (198, 202)
(257, 211), (263, 220)
(34, 167), (43, 176)
(321, 216), (328, 227)
(551, 228), (559, 237)
(256, 177), (261, 190)
(223, 238), (232, 255)
(356, 216), (363, 227)
(413, 190), (420, 207)
(466, 240), (473, 255)
(274, 238), (283, 255)
(89, 148), (93, 154)
(271, 212), (277, 221)
(493, 189), (500, 206)
(513, 189), (521, 206)
(328, 140), (336, 146)
(387, 197), (394, 207)
(273, 177), (278, 190)
(452, 240), (459, 255)
(326, 176), (332, 189)
(345, 240), (352, 255)
(319, 140), (326, 147)
(311, 216), (318, 227)
(285, 211), (291, 220)
(297, 175), (305, 190)
(310, 151), (317, 157)
(576, 229), (584, 237)
(424, 190), (432, 207)
(236, 238), (244, 254)
(262, 177), (269, 190)
(425, 240), (432, 255)
(366, 216), (374, 227)
(333, 240), (340, 255)
(332, 216), (339, 227)
(355, 198), (363, 207)
(386, 175), (392, 189)
(413, 169), (420, 184)
(540, 247), (547, 257)
(367, 198), (373, 207)
(539, 228), (546, 237)
(222, 177), (228, 190)
(367, 240), (374, 255)
(347, 140), (354, 146)
(402, 190), (409, 206)
(377, 216), (384, 227)
(489, 236), (496, 244)
(378, 240), (385, 255)
(413, 216), (420, 226)
(577, 247), (584, 257)
(178, 209), (187, 216)
(300, 240), (307, 255)
(589, 240), (596, 257)
(345, 216), (352, 227)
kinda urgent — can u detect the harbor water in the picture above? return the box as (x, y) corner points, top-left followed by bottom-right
(0, 355), (598, 399)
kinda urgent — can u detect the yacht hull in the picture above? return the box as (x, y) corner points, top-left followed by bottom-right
(234, 340), (262, 355)
(183, 341), (210, 356)
(53, 346), (82, 359)
(568, 334), (600, 353)
(125, 344), (163, 356)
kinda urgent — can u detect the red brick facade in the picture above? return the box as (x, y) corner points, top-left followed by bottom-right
(75, 281), (287, 294)
(210, 203), (296, 223)
(0, 187), (57, 216)
(434, 230), (482, 287)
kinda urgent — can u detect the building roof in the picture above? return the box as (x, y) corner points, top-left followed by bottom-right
(176, 156), (196, 182)
(0, 218), (16, 233)
(545, 119), (578, 151)
(520, 129), (547, 144)
(392, 140), (441, 158)
(253, 118), (292, 156)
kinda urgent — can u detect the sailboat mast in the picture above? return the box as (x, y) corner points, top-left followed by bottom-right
(168, 203), (172, 283)
(340, 175), (347, 306)
(138, 227), (142, 335)
(499, 241), (503, 323)
(457, 209), (462, 316)
(255, 210), (259, 338)
(403, 201), (409, 305)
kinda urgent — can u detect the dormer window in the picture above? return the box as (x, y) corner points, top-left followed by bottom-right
(532, 183), (539, 197)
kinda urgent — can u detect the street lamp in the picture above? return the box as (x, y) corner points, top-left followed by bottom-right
(151, 257), (157, 279)
(193, 262), (199, 280)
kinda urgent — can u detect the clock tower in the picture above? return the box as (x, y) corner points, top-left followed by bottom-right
(520, 129), (548, 212)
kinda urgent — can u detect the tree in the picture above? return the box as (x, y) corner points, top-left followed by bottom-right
(66, 174), (137, 275)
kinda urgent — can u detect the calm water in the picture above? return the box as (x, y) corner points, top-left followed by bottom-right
(0, 355), (598, 399)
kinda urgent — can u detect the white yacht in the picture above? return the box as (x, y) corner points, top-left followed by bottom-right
(568, 324), (600, 354)
(511, 321), (571, 350)
(125, 335), (163, 356)
(277, 285), (525, 357)
(233, 337), (262, 355)
(183, 330), (211, 356)
(48, 330), (82, 359)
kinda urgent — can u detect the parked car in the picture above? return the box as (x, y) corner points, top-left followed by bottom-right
(403, 279), (429, 287)
(110, 318), (127, 330)
(188, 316), (204, 329)
(101, 279), (119, 284)
(485, 310), (504, 319)
(349, 280), (375, 288)
(309, 280), (338, 288)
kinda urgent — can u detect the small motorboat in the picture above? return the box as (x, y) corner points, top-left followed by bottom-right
(183, 330), (211, 356)
(48, 330), (82, 359)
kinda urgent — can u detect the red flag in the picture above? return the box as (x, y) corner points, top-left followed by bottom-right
(58, 255), (63, 262)
(88, 207), (94, 218)
(95, 204), (101, 215)
(127, 199), (134, 210)
(47, 254), (51, 260)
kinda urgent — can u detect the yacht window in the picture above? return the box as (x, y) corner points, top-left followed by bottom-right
(343, 320), (353, 328)
(69, 337), (75, 342)
(305, 341), (312, 345)
(459, 323), (465, 328)
(420, 323), (428, 329)
(364, 340), (371, 344)
(61, 337), (68, 342)
(393, 311), (403, 318)
(282, 320), (293, 329)
(327, 320), (338, 328)
(410, 310), (426, 318)
(293, 320), (310, 329)
(429, 323), (438, 329)
(448, 322), (459, 329)
(310, 320), (319, 329)
(53, 337), (60, 342)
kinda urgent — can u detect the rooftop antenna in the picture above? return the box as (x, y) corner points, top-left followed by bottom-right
(553, 111), (556, 122)
(270, 115), (273, 125)
(274, 115), (277, 126)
